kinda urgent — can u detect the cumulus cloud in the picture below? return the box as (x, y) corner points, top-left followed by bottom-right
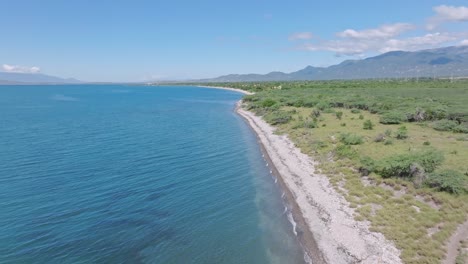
(288, 32), (313, 41)
(461, 39), (468, 46)
(427, 5), (468, 29)
(379, 32), (460, 53)
(298, 30), (468, 56)
(337, 23), (414, 39)
(2, 64), (41, 73)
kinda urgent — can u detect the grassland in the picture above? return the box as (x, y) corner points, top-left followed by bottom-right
(204, 79), (468, 263)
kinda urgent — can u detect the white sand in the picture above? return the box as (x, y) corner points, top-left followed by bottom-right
(237, 102), (402, 264)
(195, 85), (254, 95)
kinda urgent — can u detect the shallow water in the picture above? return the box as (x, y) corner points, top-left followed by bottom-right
(0, 85), (304, 263)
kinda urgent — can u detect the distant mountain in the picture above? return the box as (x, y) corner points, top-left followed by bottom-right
(0, 72), (81, 84)
(200, 46), (468, 82)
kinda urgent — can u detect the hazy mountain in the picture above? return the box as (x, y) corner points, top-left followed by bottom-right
(0, 72), (81, 84)
(201, 46), (468, 82)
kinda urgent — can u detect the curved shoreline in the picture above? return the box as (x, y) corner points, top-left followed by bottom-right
(194, 85), (401, 263)
(195, 85), (255, 95)
(236, 102), (402, 264)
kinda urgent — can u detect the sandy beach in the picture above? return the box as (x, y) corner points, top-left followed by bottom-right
(236, 101), (402, 264)
(195, 85), (255, 95)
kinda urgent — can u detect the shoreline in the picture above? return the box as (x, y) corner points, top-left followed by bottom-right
(236, 101), (402, 264)
(235, 101), (326, 264)
(193, 85), (402, 263)
(195, 85), (255, 95)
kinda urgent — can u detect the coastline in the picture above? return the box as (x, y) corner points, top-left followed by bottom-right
(195, 85), (255, 95)
(235, 101), (402, 264)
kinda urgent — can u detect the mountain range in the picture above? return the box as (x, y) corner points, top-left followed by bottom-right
(1, 45), (468, 84)
(0, 72), (81, 85)
(198, 45), (468, 82)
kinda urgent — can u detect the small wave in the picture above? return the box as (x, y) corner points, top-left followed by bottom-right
(287, 212), (297, 236)
(281, 192), (285, 199)
(274, 178), (277, 184)
(266, 163), (268, 167)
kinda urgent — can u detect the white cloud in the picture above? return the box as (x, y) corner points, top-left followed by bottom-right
(427, 5), (468, 29)
(337, 23), (414, 39)
(2, 64), (41, 73)
(433, 5), (468, 21)
(297, 31), (468, 56)
(460, 39), (468, 46)
(379, 32), (460, 52)
(288, 32), (313, 41)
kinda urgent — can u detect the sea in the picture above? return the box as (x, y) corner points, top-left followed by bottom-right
(0, 85), (305, 263)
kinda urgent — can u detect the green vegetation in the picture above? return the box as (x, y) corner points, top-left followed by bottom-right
(205, 79), (468, 263)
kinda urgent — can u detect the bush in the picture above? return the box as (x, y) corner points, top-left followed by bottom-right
(335, 111), (343, 120)
(363, 120), (374, 130)
(453, 124), (468, 134)
(431, 119), (459, 131)
(341, 123), (346, 127)
(376, 149), (444, 178)
(335, 144), (358, 159)
(316, 102), (329, 110)
(261, 98), (277, 107)
(423, 141), (431, 146)
(351, 108), (361, 114)
(427, 170), (467, 194)
(384, 139), (393, 145)
(311, 109), (321, 118)
(379, 111), (407, 124)
(339, 133), (364, 145)
(359, 114), (364, 120)
(396, 126), (408, 139)
(384, 129), (392, 137)
(265, 110), (292, 125)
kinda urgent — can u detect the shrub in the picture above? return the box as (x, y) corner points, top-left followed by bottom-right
(292, 120), (317, 129)
(425, 105), (448, 120)
(363, 120), (374, 130)
(384, 129), (392, 137)
(341, 123), (346, 127)
(359, 114), (364, 120)
(379, 111), (407, 124)
(453, 124), (468, 134)
(335, 145), (358, 159)
(335, 111), (343, 120)
(316, 102), (329, 111)
(265, 110), (292, 125)
(339, 133), (364, 145)
(423, 141), (431, 146)
(351, 108), (361, 114)
(375, 149), (444, 178)
(427, 170), (467, 194)
(431, 119), (459, 131)
(359, 156), (376, 175)
(311, 109), (321, 118)
(261, 98), (277, 107)
(384, 139), (393, 145)
(396, 126), (408, 139)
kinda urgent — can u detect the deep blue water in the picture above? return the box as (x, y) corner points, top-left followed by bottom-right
(0, 85), (304, 263)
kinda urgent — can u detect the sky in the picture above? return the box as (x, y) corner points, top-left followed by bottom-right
(1, 0), (468, 82)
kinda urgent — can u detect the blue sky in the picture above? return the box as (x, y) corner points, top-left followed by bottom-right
(1, 0), (468, 82)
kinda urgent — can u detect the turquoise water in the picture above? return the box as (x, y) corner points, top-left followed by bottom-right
(0, 85), (305, 263)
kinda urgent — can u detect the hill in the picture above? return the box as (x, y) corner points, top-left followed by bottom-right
(0, 72), (81, 84)
(201, 46), (468, 82)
